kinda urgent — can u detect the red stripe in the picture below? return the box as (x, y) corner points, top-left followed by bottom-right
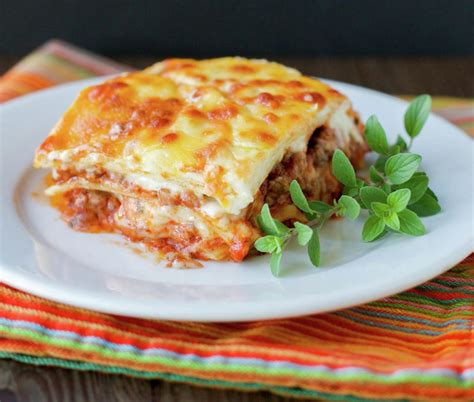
(409, 289), (472, 300)
(2, 71), (53, 89)
(1, 304), (472, 372)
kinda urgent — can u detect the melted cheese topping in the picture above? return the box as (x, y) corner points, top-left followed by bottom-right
(34, 57), (352, 214)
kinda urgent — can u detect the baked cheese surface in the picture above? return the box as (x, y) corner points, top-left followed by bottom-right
(35, 57), (349, 213)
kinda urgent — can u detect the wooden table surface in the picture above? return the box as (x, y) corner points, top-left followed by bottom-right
(0, 56), (473, 402)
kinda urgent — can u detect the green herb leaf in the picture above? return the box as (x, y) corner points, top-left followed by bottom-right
(289, 180), (312, 214)
(393, 175), (428, 205)
(395, 135), (408, 152)
(387, 188), (411, 213)
(343, 186), (359, 197)
(270, 252), (282, 277)
(332, 149), (356, 187)
(374, 154), (389, 173)
(256, 215), (272, 235)
(369, 165), (384, 184)
(408, 193), (441, 217)
(257, 204), (280, 235)
(254, 235), (282, 253)
(390, 145), (401, 156)
(385, 153), (422, 184)
(398, 209), (426, 236)
(336, 195), (361, 220)
(384, 211), (400, 231)
(425, 187), (439, 201)
(274, 220), (291, 235)
(256, 215), (290, 236)
(308, 200), (333, 214)
(373, 229), (389, 241)
(365, 115), (390, 155)
(294, 222), (313, 246)
(371, 202), (391, 218)
(404, 95), (432, 138)
(356, 178), (366, 189)
(307, 228), (321, 267)
(360, 186), (387, 209)
(362, 215), (386, 242)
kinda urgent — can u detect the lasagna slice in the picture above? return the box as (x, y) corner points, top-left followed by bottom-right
(34, 57), (367, 264)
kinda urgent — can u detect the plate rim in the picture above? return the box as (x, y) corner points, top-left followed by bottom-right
(1, 77), (473, 322)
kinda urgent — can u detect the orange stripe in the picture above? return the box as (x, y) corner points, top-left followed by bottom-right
(0, 299), (457, 363)
(0, 338), (470, 401)
(0, 89), (22, 102)
(1, 305), (471, 375)
(2, 71), (53, 89)
(1, 288), (471, 366)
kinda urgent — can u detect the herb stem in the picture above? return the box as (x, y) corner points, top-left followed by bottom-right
(280, 210), (334, 247)
(308, 211), (334, 229)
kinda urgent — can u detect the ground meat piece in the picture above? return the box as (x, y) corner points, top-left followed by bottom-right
(64, 189), (120, 232)
(256, 125), (366, 221)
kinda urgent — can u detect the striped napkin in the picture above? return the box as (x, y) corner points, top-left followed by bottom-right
(0, 39), (131, 102)
(0, 40), (473, 401)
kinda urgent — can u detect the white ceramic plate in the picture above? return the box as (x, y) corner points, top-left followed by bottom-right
(1, 78), (472, 322)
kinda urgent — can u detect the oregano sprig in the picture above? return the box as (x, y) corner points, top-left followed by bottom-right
(256, 180), (360, 275)
(255, 95), (441, 276)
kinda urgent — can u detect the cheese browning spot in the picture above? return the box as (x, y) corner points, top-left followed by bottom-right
(150, 118), (172, 129)
(184, 108), (206, 119)
(249, 79), (281, 86)
(289, 113), (300, 121)
(87, 81), (128, 103)
(231, 64), (256, 73)
(328, 88), (343, 97)
(287, 80), (304, 88)
(162, 60), (197, 72)
(196, 141), (226, 164)
(191, 89), (204, 99)
(161, 132), (179, 144)
(296, 92), (327, 107)
(263, 113), (279, 124)
(229, 83), (247, 94)
(189, 73), (207, 82)
(258, 132), (277, 145)
(208, 105), (238, 120)
(256, 92), (281, 109)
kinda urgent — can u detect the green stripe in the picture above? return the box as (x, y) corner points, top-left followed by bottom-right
(0, 352), (413, 402)
(431, 277), (473, 288)
(34, 53), (97, 79)
(394, 293), (473, 307)
(365, 301), (473, 319)
(414, 285), (474, 295)
(0, 325), (470, 388)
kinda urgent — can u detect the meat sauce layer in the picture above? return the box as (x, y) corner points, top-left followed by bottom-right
(49, 125), (366, 263)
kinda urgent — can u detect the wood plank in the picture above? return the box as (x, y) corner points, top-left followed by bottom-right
(0, 360), (316, 402)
